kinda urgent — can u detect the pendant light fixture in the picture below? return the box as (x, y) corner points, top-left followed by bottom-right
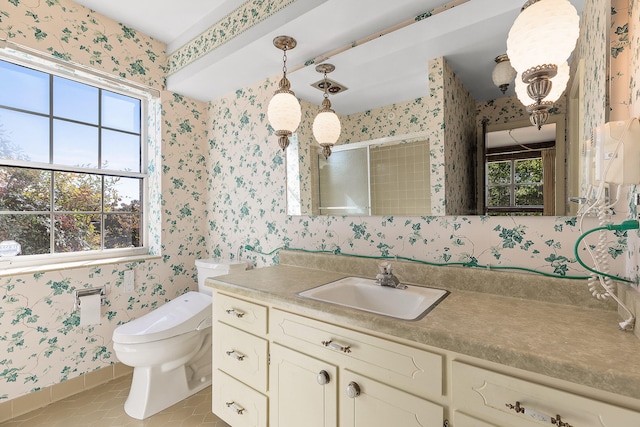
(515, 61), (570, 129)
(507, 0), (579, 113)
(267, 36), (301, 151)
(492, 54), (517, 94)
(312, 63), (341, 159)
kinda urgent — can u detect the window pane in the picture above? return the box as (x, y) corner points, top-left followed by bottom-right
(53, 76), (99, 124)
(105, 213), (141, 248)
(515, 184), (543, 206)
(0, 109), (50, 162)
(487, 186), (510, 207)
(515, 158), (543, 183)
(0, 60), (49, 114)
(104, 176), (141, 212)
(0, 213), (50, 255)
(487, 161), (511, 185)
(102, 129), (140, 172)
(102, 91), (140, 133)
(0, 167), (51, 211)
(53, 119), (99, 167)
(54, 213), (100, 252)
(54, 172), (101, 212)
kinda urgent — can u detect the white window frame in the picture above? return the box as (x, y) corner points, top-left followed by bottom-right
(0, 41), (162, 274)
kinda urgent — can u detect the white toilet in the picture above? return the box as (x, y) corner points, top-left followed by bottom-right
(112, 258), (248, 419)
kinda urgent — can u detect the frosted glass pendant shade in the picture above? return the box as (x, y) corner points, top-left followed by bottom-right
(506, 0), (579, 74)
(313, 110), (341, 145)
(492, 55), (517, 93)
(267, 91), (301, 133)
(515, 61), (570, 104)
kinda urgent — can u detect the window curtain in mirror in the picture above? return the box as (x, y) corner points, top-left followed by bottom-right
(542, 148), (556, 215)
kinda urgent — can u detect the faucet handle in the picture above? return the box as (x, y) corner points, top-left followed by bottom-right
(378, 260), (391, 274)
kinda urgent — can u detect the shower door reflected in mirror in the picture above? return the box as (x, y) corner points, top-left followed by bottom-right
(315, 138), (431, 216)
(318, 147), (370, 215)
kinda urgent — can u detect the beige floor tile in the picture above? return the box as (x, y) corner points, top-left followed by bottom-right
(0, 374), (228, 427)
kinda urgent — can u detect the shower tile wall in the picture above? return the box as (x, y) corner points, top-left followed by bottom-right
(370, 140), (430, 216)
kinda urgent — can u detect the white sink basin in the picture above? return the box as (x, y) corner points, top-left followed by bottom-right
(297, 277), (448, 320)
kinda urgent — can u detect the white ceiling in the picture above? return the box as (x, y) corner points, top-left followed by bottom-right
(73, 0), (585, 118)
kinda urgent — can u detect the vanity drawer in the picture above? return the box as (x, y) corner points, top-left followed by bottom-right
(270, 309), (443, 399)
(452, 361), (640, 427)
(213, 292), (267, 335)
(214, 321), (268, 392)
(213, 369), (267, 427)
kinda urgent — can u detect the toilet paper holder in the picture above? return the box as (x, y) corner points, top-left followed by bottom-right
(74, 287), (107, 311)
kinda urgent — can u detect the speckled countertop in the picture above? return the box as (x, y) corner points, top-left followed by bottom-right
(207, 254), (640, 402)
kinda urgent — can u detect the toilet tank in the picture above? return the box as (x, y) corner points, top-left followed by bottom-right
(195, 258), (249, 295)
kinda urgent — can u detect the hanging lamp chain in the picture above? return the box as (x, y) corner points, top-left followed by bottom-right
(281, 45), (288, 78)
(323, 70), (329, 100)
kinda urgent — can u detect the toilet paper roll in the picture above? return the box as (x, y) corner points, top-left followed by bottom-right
(79, 293), (101, 326)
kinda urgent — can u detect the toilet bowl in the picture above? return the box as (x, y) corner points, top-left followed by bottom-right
(112, 258), (248, 420)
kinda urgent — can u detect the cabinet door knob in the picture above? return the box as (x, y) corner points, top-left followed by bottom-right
(346, 381), (361, 398)
(317, 370), (330, 385)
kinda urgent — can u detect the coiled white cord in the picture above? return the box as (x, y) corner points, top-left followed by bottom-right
(577, 119), (636, 330)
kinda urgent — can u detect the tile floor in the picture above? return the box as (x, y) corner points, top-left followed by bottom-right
(0, 374), (230, 427)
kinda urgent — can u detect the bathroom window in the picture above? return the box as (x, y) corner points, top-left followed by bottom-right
(0, 55), (158, 267)
(486, 155), (544, 215)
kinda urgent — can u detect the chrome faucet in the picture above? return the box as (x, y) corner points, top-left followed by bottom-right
(375, 261), (407, 289)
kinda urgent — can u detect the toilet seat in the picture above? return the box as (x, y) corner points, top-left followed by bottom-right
(113, 291), (211, 345)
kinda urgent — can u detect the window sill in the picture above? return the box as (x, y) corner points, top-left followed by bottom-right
(0, 254), (162, 278)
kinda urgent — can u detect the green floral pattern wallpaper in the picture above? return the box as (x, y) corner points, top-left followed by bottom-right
(0, 0), (210, 401)
(0, 0), (634, 405)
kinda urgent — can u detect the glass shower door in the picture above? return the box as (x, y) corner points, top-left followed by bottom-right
(318, 147), (370, 215)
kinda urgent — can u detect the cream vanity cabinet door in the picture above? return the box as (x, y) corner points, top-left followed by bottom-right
(340, 370), (444, 427)
(270, 343), (338, 427)
(452, 361), (640, 427)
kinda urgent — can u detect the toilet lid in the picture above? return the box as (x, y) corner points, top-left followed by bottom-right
(112, 291), (211, 344)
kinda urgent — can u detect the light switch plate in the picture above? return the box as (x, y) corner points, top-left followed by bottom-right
(123, 270), (134, 293)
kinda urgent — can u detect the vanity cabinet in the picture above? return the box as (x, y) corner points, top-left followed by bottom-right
(211, 287), (640, 427)
(269, 308), (444, 427)
(452, 361), (640, 427)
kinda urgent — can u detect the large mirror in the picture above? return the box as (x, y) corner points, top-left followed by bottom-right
(286, 0), (595, 217)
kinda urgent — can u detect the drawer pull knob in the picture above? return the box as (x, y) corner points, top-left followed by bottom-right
(225, 350), (246, 361)
(225, 401), (245, 415)
(321, 339), (352, 353)
(225, 308), (245, 318)
(317, 370), (331, 385)
(506, 402), (573, 427)
(346, 381), (361, 398)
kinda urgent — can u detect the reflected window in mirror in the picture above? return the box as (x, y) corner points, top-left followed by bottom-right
(486, 145), (553, 215)
(482, 119), (564, 216)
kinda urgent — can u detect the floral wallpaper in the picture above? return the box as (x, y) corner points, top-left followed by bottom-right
(167, 0), (296, 75)
(440, 57), (476, 215)
(632, 0), (640, 118)
(0, 0), (210, 402)
(574, 0), (609, 135)
(0, 0), (633, 408)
